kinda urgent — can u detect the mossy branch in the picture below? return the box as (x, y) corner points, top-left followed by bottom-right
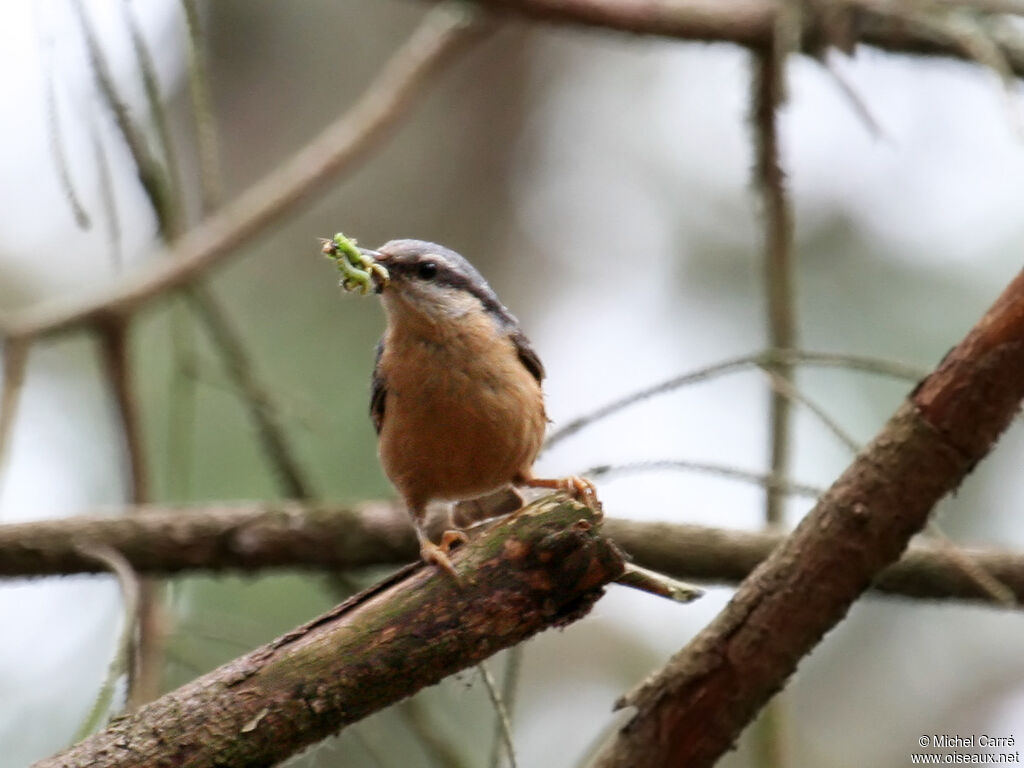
(35, 498), (623, 768)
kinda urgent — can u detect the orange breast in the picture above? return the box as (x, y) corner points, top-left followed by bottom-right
(377, 313), (546, 511)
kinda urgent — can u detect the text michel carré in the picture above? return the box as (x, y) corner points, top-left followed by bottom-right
(931, 735), (1016, 748)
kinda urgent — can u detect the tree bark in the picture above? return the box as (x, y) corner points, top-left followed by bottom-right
(36, 498), (623, 768)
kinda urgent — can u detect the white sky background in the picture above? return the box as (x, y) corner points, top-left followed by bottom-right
(1, 1), (1024, 766)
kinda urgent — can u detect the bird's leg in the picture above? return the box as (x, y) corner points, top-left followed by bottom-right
(411, 514), (464, 580)
(518, 473), (601, 510)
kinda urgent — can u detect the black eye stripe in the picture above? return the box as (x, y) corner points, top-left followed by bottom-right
(385, 255), (514, 325)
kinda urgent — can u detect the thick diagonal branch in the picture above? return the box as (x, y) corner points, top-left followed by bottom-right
(591, 268), (1024, 768)
(35, 498), (623, 768)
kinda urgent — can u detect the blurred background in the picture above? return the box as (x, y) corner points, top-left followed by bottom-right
(2, 1), (1024, 766)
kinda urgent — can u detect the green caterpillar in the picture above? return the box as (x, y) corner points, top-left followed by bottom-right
(321, 232), (389, 295)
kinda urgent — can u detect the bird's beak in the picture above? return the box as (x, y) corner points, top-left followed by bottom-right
(360, 248), (390, 293)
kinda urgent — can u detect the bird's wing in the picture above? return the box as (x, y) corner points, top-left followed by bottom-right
(370, 339), (386, 434)
(510, 329), (545, 382)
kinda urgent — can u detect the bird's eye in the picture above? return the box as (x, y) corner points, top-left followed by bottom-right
(416, 261), (438, 280)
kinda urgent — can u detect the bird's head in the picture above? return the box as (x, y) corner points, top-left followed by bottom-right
(361, 239), (518, 332)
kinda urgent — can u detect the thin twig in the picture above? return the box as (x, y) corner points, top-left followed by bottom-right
(752, 45), (797, 528)
(165, 300), (199, 499)
(489, 648), (524, 768)
(95, 321), (164, 708)
(479, 662), (519, 768)
(40, 21), (90, 229)
(544, 349), (924, 450)
(583, 460), (823, 498)
(96, 322), (149, 512)
(821, 51), (887, 140)
(69, 0), (174, 240)
(752, 38), (797, 768)
(758, 366), (860, 452)
(398, 698), (472, 768)
(120, 0), (184, 235)
(180, 0), (223, 211)
(72, 543), (141, 741)
(763, 368), (1020, 606)
(925, 521), (1018, 606)
(90, 115), (123, 269)
(163, 301), (197, 499)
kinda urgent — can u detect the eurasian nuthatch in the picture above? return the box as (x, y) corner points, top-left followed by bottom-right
(353, 239), (598, 576)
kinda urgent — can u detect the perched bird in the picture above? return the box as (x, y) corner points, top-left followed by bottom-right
(358, 239), (597, 576)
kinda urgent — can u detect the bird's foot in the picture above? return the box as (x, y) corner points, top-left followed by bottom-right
(419, 530), (468, 582)
(521, 475), (601, 510)
(564, 476), (600, 509)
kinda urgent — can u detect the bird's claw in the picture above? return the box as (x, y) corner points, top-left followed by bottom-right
(521, 474), (601, 511)
(563, 476), (599, 509)
(419, 531), (468, 583)
(439, 529), (469, 552)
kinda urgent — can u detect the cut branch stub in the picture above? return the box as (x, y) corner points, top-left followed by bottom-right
(37, 497), (623, 768)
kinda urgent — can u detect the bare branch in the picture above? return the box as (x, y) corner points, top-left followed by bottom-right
(546, 348), (923, 449)
(95, 321), (165, 707)
(119, 0), (185, 237)
(96, 321), (148, 504)
(429, 0), (1024, 75)
(752, 44), (797, 528)
(3, 503), (1024, 607)
(180, 0), (224, 211)
(35, 498), (622, 768)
